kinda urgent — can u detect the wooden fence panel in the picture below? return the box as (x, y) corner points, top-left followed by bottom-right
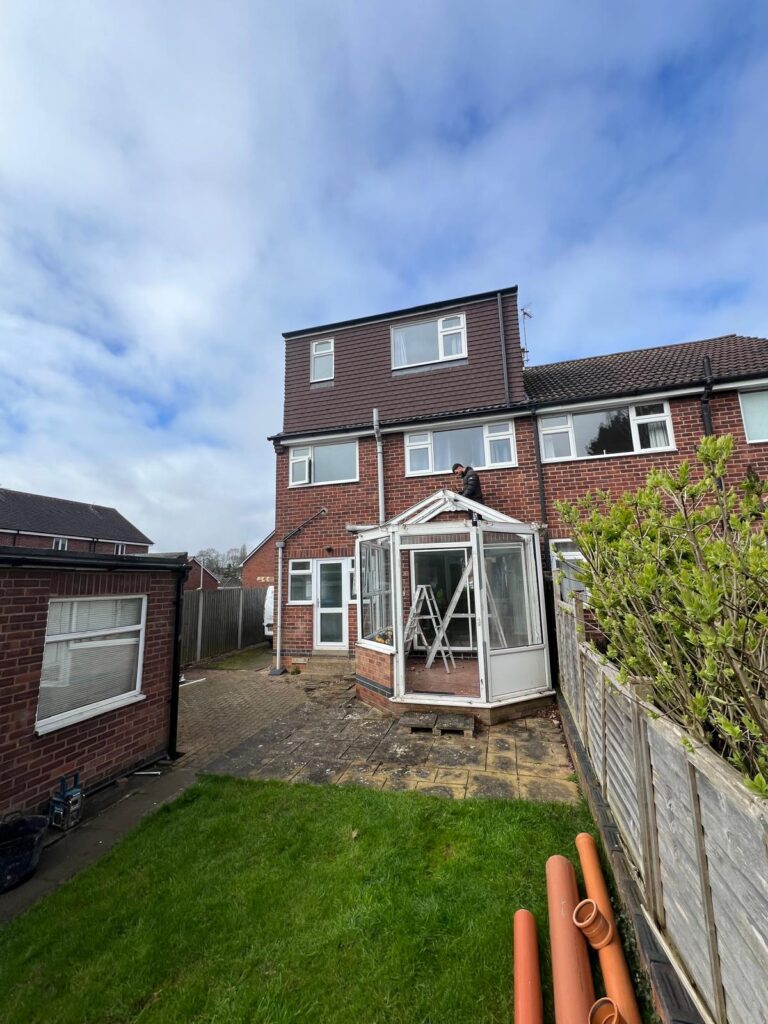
(555, 599), (582, 730)
(583, 652), (604, 782)
(180, 590), (200, 666)
(241, 587), (266, 647)
(180, 587), (269, 666)
(604, 684), (643, 874)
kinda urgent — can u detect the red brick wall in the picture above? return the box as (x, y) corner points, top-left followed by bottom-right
(0, 533), (149, 554)
(355, 644), (394, 691)
(241, 538), (276, 586)
(274, 389), (768, 657)
(184, 560), (219, 591)
(0, 568), (177, 814)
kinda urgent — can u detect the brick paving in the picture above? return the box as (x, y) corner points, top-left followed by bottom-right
(187, 671), (580, 803)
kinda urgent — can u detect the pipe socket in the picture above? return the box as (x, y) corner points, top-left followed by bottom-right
(573, 898), (614, 949)
(589, 998), (625, 1024)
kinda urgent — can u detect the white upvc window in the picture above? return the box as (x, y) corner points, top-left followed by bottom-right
(288, 560), (313, 603)
(539, 401), (674, 462)
(349, 557), (357, 602)
(404, 420), (517, 476)
(288, 440), (358, 487)
(52, 537), (68, 551)
(114, 543), (127, 555)
(739, 389), (768, 442)
(391, 313), (467, 369)
(36, 596), (147, 734)
(310, 338), (334, 382)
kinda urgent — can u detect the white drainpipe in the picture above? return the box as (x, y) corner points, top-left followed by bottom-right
(373, 407), (385, 524)
(272, 540), (286, 674)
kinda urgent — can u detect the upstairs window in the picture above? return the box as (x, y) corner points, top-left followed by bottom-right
(405, 421), (516, 475)
(289, 440), (358, 486)
(52, 537), (68, 551)
(310, 338), (334, 382)
(392, 313), (466, 369)
(539, 401), (673, 461)
(114, 543), (127, 555)
(740, 389), (768, 442)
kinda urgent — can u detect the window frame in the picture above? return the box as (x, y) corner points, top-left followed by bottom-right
(404, 420), (517, 477)
(310, 337), (335, 383)
(538, 400), (675, 462)
(738, 388), (768, 443)
(35, 594), (148, 735)
(391, 313), (467, 370)
(114, 543), (127, 555)
(288, 559), (313, 605)
(550, 539), (589, 604)
(52, 537), (68, 551)
(288, 439), (359, 487)
(348, 557), (357, 603)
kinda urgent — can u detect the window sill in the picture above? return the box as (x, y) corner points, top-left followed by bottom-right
(541, 446), (677, 465)
(405, 461), (517, 478)
(356, 638), (396, 654)
(288, 478), (359, 488)
(309, 379), (334, 389)
(35, 691), (146, 736)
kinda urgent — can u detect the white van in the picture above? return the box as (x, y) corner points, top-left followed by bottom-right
(263, 585), (274, 645)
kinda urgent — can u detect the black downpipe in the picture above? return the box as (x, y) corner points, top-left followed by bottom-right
(167, 565), (189, 758)
(701, 355), (715, 436)
(529, 403), (560, 686)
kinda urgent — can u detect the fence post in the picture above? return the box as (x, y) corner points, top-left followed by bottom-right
(237, 587), (244, 650)
(686, 761), (727, 1024)
(631, 701), (665, 926)
(196, 589), (204, 662)
(599, 668), (608, 798)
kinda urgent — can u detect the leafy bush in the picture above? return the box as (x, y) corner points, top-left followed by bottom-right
(558, 435), (768, 796)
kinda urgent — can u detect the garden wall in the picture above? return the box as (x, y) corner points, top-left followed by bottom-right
(556, 598), (768, 1024)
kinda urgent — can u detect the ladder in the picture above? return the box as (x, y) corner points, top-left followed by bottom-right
(424, 555), (475, 669)
(404, 585), (455, 672)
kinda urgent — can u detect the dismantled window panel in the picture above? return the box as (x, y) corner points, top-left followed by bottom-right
(360, 537), (393, 643)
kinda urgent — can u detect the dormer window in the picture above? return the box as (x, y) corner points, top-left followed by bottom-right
(392, 313), (467, 370)
(310, 338), (334, 382)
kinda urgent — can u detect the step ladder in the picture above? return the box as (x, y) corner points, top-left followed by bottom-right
(404, 585), (455, 673)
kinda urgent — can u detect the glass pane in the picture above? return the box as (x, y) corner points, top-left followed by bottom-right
(393, 321), (439, 367)
(313, 340), (333, 353)
(483, 544), (530, 649)
(38, 635), (139, 720)
(313, 441), (356, 483)
(408, 447), (430, 472)
(486, 422), (511, 435)
(489, 437), (512, 464)
(319, 563), (343, 608)
(442, 332), (463, 356)
(637, 420), (670, 449)
(289, 574), (312, 601)
(292, 447), (310, 457)
(292, 560), (310, 571)
(441, 315), (461, 329)
(573, 407), (632, 457)
(741, 390), (768, 441)
(542, 431), (572, 459)
(360, 537), (392, 640)
(413, 550), (469, 616)
(433, 425), (485, 471)
(72, 599), (142, 633)
(408, 432), (429, 444)
(312, 353), (333, 380)
(541, 414), (569, 428)
(290, 459), (308, 484)
(634, 402), (664, 417)
(320, 612), (343, 643)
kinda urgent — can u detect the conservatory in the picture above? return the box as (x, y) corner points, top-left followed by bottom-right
(353, 490), (553, 717)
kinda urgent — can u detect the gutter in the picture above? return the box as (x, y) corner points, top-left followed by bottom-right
(167, 562), (190, 758)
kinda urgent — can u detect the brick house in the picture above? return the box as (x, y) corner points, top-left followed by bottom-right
(240, 529), (276, 586)
(0, 488), (152, 554)
(0, 543), (188, 815)
(184, 555), (221, 591)
(269, 285), (768, 718)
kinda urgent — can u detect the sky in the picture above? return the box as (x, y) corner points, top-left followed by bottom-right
(1, 1), (768, 552)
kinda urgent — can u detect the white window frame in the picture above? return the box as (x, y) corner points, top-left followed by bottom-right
(114, 543), (127, 555)
(539, 401), (675, 462)
(52, 537), (68, 551)
(288, 559), (313, 605)
(310, 338), (334, 382)
(738, 388), (768, 443)
(349, 557), (357, 603)
(391, 313), (467, 370)
(35, 594), (148, 735)
(550, 539), (589, 604)
(404, 420), (517, 477)
(288, 439), (359, 487)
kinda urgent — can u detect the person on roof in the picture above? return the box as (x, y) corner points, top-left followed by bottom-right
(452, 463), (483, 503)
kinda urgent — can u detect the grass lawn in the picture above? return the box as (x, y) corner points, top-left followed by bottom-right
(204, 644), (272, 671)
(1, 777), (597, 1023)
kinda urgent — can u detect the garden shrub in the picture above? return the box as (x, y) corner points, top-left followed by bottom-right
(558, 435), (768, 796)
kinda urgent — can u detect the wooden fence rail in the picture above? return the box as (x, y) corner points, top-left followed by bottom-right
(180, 587), (267, 666)
(556, 597), (768, 1024)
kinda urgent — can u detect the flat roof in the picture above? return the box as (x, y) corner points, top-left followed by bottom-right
(0, 547), (188, 572)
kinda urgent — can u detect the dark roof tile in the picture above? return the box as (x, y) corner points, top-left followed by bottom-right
(0, 488), (152, 544)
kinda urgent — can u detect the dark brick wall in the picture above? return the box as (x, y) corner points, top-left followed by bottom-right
(0, 567), (177, 814)
(241, 540), (276, 586)
(282, 291), (525, 435)
(0, 533), (149, 554)
(184, 560), (220, 591)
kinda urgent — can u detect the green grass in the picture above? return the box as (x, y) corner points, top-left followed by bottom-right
(204, 644), (272, 671)
(1, 777), (596, 1023)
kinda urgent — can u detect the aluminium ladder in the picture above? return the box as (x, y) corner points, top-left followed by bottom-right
(404, 585), (455, 672)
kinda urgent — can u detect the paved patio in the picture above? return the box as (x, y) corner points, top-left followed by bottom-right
(196, 676), (580, 803)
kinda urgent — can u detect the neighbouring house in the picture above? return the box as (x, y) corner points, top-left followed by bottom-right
(240, 529), (276, 586)
(0, 539), (188, 815)
(269, 285), (768, 720)
(184, 555), (221, 591)
(0, 488), (152, 554)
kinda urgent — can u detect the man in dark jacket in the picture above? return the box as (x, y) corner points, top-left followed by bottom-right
(452, 463), (483, 503)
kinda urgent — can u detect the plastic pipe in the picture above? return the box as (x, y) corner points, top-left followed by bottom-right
(589, 998), (625, 1024)
(574, 833), (642, 1024)
(513, 909), (543, 1024)
(546, 855), (595, 1024)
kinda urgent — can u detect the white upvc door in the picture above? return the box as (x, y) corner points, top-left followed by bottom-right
(313, 559), (348, 650)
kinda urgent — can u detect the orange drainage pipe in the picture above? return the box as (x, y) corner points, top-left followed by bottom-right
(574, 833), (642, 1024)
(513, 909), (543, 1024)
(546, 854), (595, 1024)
